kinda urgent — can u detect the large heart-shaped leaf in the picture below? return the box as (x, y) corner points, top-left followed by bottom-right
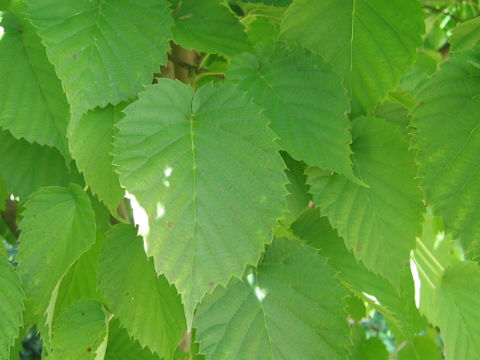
(113, 79), (287, 325)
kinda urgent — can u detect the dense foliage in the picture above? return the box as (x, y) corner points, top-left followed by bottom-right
(0, 0), (479, 359)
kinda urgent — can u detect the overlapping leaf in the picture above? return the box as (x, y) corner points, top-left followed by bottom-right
(54, 232), (104, 319)
(281, 0), (424, 114)
(113, 80), (287, 325)
(412, 48), (480, 255)
(98, 224), (185, 359)
(449, 17), (480, 53)
(51, 299), (109, 360)
(417, 261), (480, 360)
(398, 331), (442, 360)
(170, 0), (251, 56)
(241, 0), (291, 6)
(282, 152), (311, 223)
(0, 5), (69, 158)
(412, 215), (478, 360)
(105, 318), (160, 360)
(350, 325), (388, 360)
(16, 185), (96, 319)
(69, 105), (125, 215)
(227, 46), (355, 179)
(194, 238), (349, 360)
(307, 116), (424, 286)
(0, 254), (24, 360)
(26, 0), (172, 119)
(291, 209), (426, 345)
(0, 130), (71, 201)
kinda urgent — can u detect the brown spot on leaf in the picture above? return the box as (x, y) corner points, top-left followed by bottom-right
(168, 221), (174, 228)
(208, 282), (215, 287)
(87, 347), (92, 352)
(419, 101), (425, 106)
(72, 54), (77, 60)
(356, 245), (362, 252)
(308, 200), (315, 209)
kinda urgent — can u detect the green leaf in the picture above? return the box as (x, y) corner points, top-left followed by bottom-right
(291, 208), (426, 344)
(306, 116), (424, 286)
(170, 0), (251, 56)
(240, 0), (291, 6)
(54, 232), (104, 319)
(51, 299), (109, 360)
(449, 17), (480, 53)
(98, 224), (186, 359)
(374, 100), (411, 134)
(241, 6), (283, 53)
(113, 80), (287, 325)
(419, 261), (480, 360)
(227, 46), (355, 179)
(26, 0), (173, 119)
(281, 0), (424, 114)
(194, 238), (349, 360)
(0, 178), (7, 212)
(105, 318), (160, 360)
(398, 331), (442, 360)
(411, 48), (480, 255)
(16, 184), (96, 319)
(345, 293), (365, 322)
(69, 105), (125, 215)
(412, 215), (479, 360)
(350, 325), (388, 360)
(0, 129), (71, 200)
(281, 151), (311, 223)
(0, 6), (69, 158)
(0, 0), (10, 11)
(0, 254), (24, 360)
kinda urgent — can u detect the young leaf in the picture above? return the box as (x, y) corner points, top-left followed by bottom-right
(69, 105), (125, 216)
(307, 116), (424, 287)
(281, 0), (424, 114)
(51, 299), (109, 360)
(16, 185), (96, 319)
(26, 0), (173, 119)
(194, 238), (349, 360)
(97, 224), (186, 359)
(412, 48), (480, 256)
(0, 254), (24, 360)
(227, 46), (356, 180)
(170, 0), (251, 56)
(0, 4), (69, 158)
(113, 80), (287, 325)
(0, 130), (71, 200)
